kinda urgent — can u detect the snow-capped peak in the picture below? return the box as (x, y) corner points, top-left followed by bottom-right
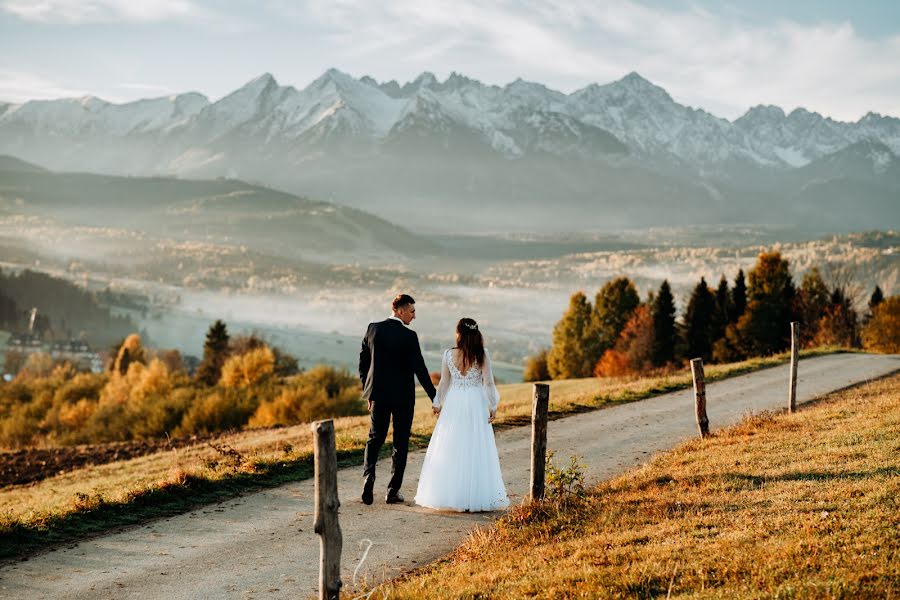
(2, 68), (899, 173)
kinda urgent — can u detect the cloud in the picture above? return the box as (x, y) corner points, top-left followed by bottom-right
(287, 0), (900, 121)
(0, 69), (90, 103)
(0, 0), (203, 24)
(117, 82), (178, 94)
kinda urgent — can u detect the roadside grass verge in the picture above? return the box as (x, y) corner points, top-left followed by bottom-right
(0, 347), (841, 562)
(383, 371), (900, 599)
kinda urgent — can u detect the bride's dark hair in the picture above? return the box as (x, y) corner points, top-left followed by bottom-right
(455, 317), (485, 371)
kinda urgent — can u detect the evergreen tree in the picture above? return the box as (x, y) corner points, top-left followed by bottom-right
(869, 285), (884, 311)
(736, 252), (796, 356)
(117, 348), (132, 376)
(712, 275), (731, 343)
(816, 287), (860, 348)
(731, 269), (747, 323)
(587, 277), (641, 362)
(197, 319), (231, 385)
(651, 279), (676, 366)
(683, 277), (717, 362)
(797, 268), (830, 345)
(547, 292), (594, 379)
(865, 285), (885, 326)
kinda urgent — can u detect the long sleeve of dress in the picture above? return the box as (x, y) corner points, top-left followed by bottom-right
(482, 348), (500, 412)
(433, 350), (452, 409)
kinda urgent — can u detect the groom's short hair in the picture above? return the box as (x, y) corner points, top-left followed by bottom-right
(392, 294), (415, 310)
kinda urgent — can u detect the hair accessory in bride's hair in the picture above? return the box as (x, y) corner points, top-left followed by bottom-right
(464, 322), (478, 330)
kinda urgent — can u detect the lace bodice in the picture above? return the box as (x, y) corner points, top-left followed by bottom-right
(433, 348), (500, 411)
(446, 351), (484, 389)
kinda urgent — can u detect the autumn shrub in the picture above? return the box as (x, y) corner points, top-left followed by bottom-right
(37, 372), (106, 441)
(0, 403), (41, 447)
(523, 349), (550, 382)
(17, 352), (56, 379)
(113, 333), (147, 375)
(249, 365), (363, 427)
(220, 346), (275, 388)
(129, 387), (194, 439)
(862, 296), (900, 353)
(178, 389), (260, 435)
(594, 349), (631, 378)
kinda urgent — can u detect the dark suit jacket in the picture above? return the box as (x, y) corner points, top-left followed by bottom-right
(359, 318), (437, 404)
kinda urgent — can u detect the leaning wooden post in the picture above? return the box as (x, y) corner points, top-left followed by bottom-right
(690, 358), (710, 438)
(312, 419), (342, 600)
(530, 383), (550, 501)
(789, 321), (799, 414)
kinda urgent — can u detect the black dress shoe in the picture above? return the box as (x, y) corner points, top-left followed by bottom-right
(385, 492), (405, 504)
(361, 479), (375, 505)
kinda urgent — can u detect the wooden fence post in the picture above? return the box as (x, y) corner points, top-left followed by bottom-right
(530, 383), (550, 501)
(312, 419), (342, 600)
(690, 358), (709, 438)
(789, 321), (799, 414)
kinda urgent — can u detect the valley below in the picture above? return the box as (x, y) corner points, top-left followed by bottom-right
(1, 194), (896, 382)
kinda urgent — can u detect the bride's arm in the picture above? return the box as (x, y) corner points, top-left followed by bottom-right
(433, 350), (451, 411)
(483, 349), (500, 416)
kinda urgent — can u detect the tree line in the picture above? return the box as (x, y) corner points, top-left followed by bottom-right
(526, 251), (897, 381)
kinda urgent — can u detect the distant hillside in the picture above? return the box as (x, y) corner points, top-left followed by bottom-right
(0, 155), (46, 173)
(0, 268), (136, 347)
(0, 164), (437, 261)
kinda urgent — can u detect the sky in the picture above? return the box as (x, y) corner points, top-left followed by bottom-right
(1, 0), (899, 122)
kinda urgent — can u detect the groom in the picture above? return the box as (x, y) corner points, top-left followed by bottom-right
(359, 294), (437, 505)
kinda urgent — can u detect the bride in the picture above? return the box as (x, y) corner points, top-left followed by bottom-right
(415, 318), (509, 512)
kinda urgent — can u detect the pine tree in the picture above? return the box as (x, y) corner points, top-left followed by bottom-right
(736, 252), (796, 356)
(731, 269), (747, 323)
(712, 275), (731, 343)
(196, 319), (230, 386)
(547, 292), (594, 379)
(865, 285), (885, 326)
(117, 348), (132, 376)
(683, 277), (717, 362)
(587, 277), (640, 362)
(797, 268), (830, 345)
(651, 279), (676, 366)
(815, 287), (860, 348)
(869, 286), (884, 311)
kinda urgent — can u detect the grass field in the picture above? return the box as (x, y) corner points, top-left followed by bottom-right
(383, 371), (900, 599)
(0, 348), (840, 561)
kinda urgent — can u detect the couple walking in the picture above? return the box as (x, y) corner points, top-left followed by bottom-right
(359, 294), (509, 511)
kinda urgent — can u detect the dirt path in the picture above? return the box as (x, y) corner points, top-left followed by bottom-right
(3, 353), (898, 600)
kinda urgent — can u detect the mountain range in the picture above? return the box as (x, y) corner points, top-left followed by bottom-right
(1, 69), (898, 232)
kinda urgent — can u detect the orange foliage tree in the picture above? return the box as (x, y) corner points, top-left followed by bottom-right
(595, 305), (654, 378)
(862, 296), (899, 353)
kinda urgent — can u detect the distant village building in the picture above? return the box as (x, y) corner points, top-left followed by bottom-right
(6, 334), (104, 373)
(6, 333), (44, 354)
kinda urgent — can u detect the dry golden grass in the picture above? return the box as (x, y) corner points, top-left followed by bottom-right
(0, 348), (837, 558)
(384, 372), (900, 599)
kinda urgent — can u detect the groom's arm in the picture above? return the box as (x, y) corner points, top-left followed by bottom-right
(411, 331), (437, 400)
(359, 324), (372, 386)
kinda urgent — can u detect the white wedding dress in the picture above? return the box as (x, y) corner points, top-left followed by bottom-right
(415, 348), (509, 512)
